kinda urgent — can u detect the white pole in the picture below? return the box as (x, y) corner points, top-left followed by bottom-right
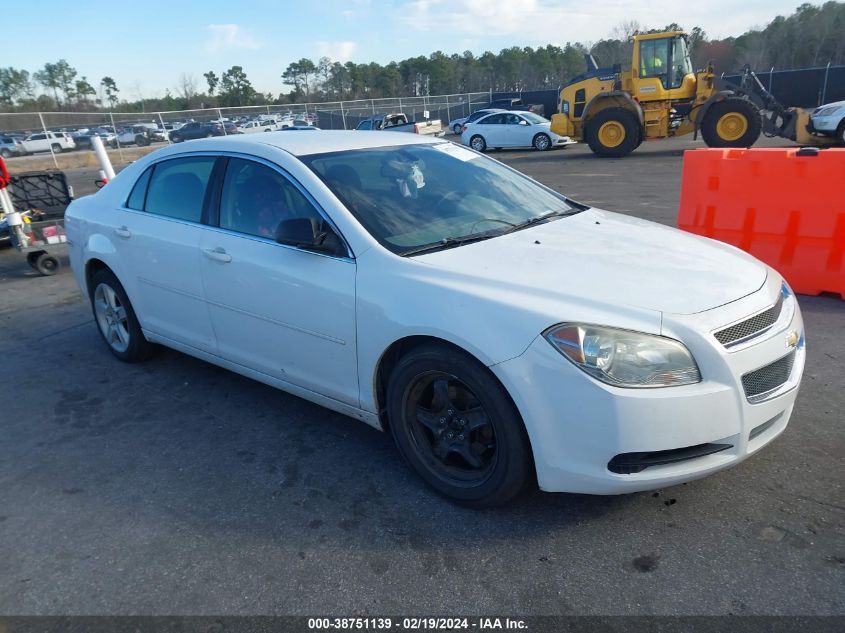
(340, 101), (347, 130)
(38, 113), (59, 170)
(157, 112), (171, 144)
(109, 112), (124, 162)
(90, 135), (116, 180)
(218, 109), (227, 135)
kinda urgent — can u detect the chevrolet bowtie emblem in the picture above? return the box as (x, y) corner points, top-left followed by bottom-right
(787, 330), (800, 348)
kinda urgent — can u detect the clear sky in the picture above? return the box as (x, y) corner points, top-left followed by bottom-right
(5, 0), (804, 99)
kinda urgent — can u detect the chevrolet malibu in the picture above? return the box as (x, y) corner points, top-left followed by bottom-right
(65, 131), (805, 507)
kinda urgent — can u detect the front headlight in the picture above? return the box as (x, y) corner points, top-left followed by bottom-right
(544, 323), (701, 388)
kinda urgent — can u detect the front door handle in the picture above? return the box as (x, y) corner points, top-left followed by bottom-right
(203, 247), (232, 263)
(114, 226), (131, 239)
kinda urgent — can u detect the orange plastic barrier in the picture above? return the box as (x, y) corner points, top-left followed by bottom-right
(677, 147), (845, 299)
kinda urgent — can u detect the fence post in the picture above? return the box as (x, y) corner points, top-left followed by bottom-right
(217, 109), (227, 135)
(768, 66), (774, 93)
(38, 112), (59, 170)
(821, 61), (831, 106)
(371, 99), (376, 114)
(466, 93), (471, 117)
(109, 112), (124, 162)
(340, 101), (347, 130)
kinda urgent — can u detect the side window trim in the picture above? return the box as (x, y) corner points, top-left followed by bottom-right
(211, 152), (353, 259)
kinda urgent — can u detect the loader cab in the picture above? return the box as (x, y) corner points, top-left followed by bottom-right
(630, 32), (696, 101)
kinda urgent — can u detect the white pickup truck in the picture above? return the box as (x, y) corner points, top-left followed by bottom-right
(355, 113), (444, 137)
(19, 131), (76, 154)
(240, 119), (279, 134)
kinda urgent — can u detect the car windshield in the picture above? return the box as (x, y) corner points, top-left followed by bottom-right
(302, 143), (581, 256)
(521, 112), (548, 124)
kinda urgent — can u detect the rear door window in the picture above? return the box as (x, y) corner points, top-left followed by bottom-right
(143, 157), (216, 222)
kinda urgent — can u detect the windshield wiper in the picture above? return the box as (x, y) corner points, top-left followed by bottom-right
(400, 233), (498, 257)
(501, 208), (582, 235)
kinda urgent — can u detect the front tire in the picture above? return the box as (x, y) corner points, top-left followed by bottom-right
(469, 135), (487, 152)
(533, 133), (552, 151)
(585, 107), (640, 157)
(90, 269), (153, 362)
(700, 97), (761, 148)
(386, 344), (532, 507)
(34, 253), (60, 275)
(837, 120), (845, 146)
(51, 144), (63, 154)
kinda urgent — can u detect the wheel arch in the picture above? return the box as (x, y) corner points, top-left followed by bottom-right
(372, 335), (523, 434)
(583, 92), (644, 127)
(693, 90), (737, 134)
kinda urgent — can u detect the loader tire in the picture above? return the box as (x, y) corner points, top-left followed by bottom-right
(700, 97), (761, 148)
(585, 108), (640, 158)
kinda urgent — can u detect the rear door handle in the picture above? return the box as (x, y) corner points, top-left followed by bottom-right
(203, 247), (232, 263)
(114, 226), (131, 239)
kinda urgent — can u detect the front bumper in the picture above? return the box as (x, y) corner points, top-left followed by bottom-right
(809, 113), (842, 134)
(491, 275), (804, 494)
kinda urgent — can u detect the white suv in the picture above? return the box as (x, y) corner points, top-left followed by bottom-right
(20, 131), (76, 154)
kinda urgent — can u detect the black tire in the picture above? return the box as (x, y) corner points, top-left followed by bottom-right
(35, 253), (60, 276)
(89, 268), (154, 362)
(585, 107), (641, 157)
(386, 343), (532, 507)
(135, 135), (150, 147)
(700, 97), (761, 148)
(837, 120), (845, 146)
(533, 132), (552, 151)
(1, 149), (11, 158)
(51, 144), (63, 154)
(453, 123), (463, 135)
(469, 135), (487, 152)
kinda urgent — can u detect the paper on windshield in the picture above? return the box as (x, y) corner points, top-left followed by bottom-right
(433, 142), (480, 161)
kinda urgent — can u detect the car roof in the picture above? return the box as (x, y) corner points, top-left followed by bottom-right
(178, 130), (443, 157)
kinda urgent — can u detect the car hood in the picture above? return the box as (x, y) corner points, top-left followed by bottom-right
(414, 208), (767, 315)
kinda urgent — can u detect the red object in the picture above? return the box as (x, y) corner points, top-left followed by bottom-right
(677, 147), (845, 299)
(0, 156), (9, 189)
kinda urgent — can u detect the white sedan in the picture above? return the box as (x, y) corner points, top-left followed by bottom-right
(461, 110), (576, 151)
(810, 99), (845, 144)
(65, 131), (804, 507)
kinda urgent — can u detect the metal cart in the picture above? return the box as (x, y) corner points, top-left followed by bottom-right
(9, 216), (68, 276)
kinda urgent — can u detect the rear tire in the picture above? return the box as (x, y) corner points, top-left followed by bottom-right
(51, 144), (63, 154)
(700, 97), (761, 148)
(469, 135), (487, 152)
(837, 120), (845, 146)
(453, 123), (463, 135)
(386, 344), (532, 507)
(1, 149), (11, 158)
(89, 268), (154, 362)
(585, 108), (640, 157)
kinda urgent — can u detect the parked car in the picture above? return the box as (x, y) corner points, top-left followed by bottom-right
(461, 111), (575, 151)
(355, 113), (444, 136)
(448, 108), (505, 135)
(810, 99), (845, 144)
(72, 128), (117, 149)
(281, 125), (320, 131)
(241, 120), (279, 134)
(65, 131), (804, 507)
(0, 135), (23, 157)
(168, 121), (224, 142)
(111, 126), (154, 147)
(19, 131), (76, 154)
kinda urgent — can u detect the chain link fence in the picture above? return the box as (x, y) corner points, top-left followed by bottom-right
(0, 92), (494, 168)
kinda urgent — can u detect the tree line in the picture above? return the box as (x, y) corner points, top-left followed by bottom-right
(1, 1), (842, 113)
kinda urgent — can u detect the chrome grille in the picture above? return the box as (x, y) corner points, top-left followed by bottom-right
(742, 350), (796, 400)
(715, 293), (784, 347)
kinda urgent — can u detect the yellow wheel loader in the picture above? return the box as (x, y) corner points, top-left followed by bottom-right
(549, 31), (837, 157)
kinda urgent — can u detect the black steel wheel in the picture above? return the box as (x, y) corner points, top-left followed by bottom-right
(387, 344), (532, 507)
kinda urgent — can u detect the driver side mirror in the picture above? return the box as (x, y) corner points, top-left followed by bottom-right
(275, 217), (344, 256)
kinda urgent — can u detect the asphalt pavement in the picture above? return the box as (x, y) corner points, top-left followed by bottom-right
(0, 135), (842, 616)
